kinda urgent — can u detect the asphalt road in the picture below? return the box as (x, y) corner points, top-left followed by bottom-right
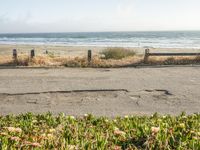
(0, 67), (199, 117)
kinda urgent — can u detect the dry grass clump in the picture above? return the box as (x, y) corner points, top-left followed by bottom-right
(100, 47), (136, 60)
(0, 56), (13, 65)
(92, 56), (143, 68)
(147, 56), (200, 65)
(0, 54), (200, 68)
(63, 56), (141, 68)
(0, 55), (65, 67)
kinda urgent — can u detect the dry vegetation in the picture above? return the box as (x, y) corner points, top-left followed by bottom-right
(0, 54), (143, 68)
(146, 56), (200, 65)
(0, 48), (200, 68)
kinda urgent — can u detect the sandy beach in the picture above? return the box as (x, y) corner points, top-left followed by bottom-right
(0, 44), (200, 57)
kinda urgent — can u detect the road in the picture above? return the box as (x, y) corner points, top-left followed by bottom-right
(0, 67), (199, 117)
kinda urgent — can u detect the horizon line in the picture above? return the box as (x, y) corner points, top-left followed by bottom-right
(0, 30), (200, 34)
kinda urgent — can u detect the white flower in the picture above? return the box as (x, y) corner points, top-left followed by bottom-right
(114, 127), (126, 136)
(49, 128), (56, 133)
(5, 127), (22, 133)
(69, 116), (75, 120)
(151, 127), (160, 134)
(124, 115), (129, 119)
(114, 129), (126, 136)
(84, 114), (89, 117)
(10, 136), (21, 141)
(47, 134), (54, 139)
(30, 142), (42, 147)
(67, 145), (77, 150)
(32, 120), (38, 123)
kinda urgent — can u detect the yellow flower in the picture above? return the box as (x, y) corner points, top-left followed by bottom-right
(105, 119), (109, 123)
(182, 116), (187, 119)
(47, 134), (54, 139)
(179, 123), (185, 128)
(193, 136), (199, 140)
(190, 130), (195, 134)
(124, 115), (129, 119)
(69, 116), (75, 120)
(197, 132), (200, 136)
(49, 128), (56, 133)
(41, 133), (46, 136)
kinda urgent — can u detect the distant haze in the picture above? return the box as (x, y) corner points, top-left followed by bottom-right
(0, 0), (200, 33)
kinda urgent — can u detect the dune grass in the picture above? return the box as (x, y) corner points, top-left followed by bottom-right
(0, 113), (199, 149)
(100, 48), (136, 60)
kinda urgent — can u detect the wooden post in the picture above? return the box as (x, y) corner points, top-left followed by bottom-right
(13, 49), (17, 59)
(144, 49), (150, 63)
(31, 49), (35, 58)
(88, 50), (92, 64)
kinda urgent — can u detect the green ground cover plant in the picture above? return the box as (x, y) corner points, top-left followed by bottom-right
(0, 113), (199, 150)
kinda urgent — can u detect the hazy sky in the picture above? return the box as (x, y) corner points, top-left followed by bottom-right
(0, 0), (200, 33)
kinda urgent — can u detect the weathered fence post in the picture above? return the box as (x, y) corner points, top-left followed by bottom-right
(144, 49), (150, 63)
(31, 49), (35, 58)
(88, 50), (92, 64)
(13, 49), (17, 59)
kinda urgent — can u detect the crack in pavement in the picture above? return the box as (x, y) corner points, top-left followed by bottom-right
(144, 89), (173, 96)
(0, 89), (129, 96)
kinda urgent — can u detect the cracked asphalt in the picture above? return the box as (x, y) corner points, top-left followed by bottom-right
(0, 67), (199, 117)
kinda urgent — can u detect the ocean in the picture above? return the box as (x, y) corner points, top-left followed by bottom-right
(0, 31), (200, 48)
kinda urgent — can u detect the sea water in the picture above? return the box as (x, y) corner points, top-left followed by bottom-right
(0, 31), (200, 48)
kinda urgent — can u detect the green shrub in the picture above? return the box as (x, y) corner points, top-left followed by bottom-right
(101, 47), (136, 60)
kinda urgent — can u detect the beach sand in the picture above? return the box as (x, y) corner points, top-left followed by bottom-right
(0, 44), (200, 57)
